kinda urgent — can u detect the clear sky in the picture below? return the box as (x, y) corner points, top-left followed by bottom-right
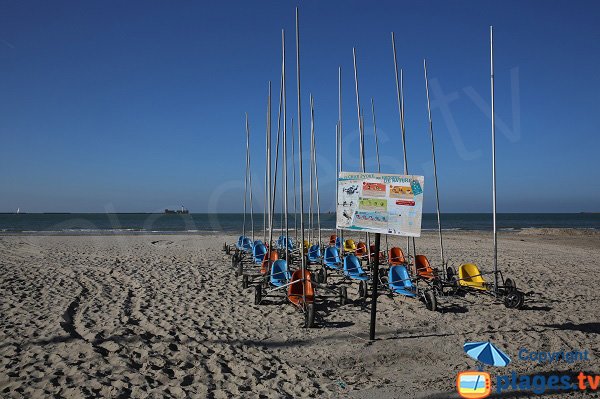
(0, 0), (598, 213)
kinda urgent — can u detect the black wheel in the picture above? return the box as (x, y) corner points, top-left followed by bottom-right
(423, 290), (437, 311)
(318, 268), (327, 284)
(504, 290), (524, 309)
(358, 281), (368, 299)
(505, 278), (517, 292)
(232, 256), (239, 272)
(446, 267), (454, 281)
(242, 275), (249, 289)
(304, 303), (315, 328)
(254, 285), (262, 305)
(237, 261), (243, 277)
(339, 287), (348, 306)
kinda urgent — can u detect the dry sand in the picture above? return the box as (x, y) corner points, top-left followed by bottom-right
(1, 230), (599, 398)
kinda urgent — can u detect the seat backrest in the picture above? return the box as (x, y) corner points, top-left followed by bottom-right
(260, 250), (279, 275)
(356, 242), (367, 255)
(415, 255), (435, 277)
(324, 246), (341, 264)
(308, 244), (321, 261)
(270, 260), (289, 285)
(287, 269), (315, 304)
(458, 263), (485, 283)
(388, 265), (413, 289)
(253, 243), (267, 260)
(242, 237), (253, 251)
(388, 247), (406, 265)
(344, 254), (362, 274)
(344, 239), (356, 252)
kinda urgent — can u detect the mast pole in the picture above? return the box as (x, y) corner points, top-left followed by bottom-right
(424, 59), (445, 270)
(268, 63), (284, 263)
(308, 94), (314, 245)
(265, 82), (271, 242)
(490, 26), (498, 293)
(247, 117), (254, 242)
(391, 32), (411, 260)
(338, 66), (343, 249)
(243, 113), (249, 239)
(282, 28), (289, 262)
(311, 96), (322, 246)
(296, 7), (306, 305)
(291, 117), (298, 246)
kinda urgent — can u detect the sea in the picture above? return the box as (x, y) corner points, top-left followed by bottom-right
(0, 213), (598, 234)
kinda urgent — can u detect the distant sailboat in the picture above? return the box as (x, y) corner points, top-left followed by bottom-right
(16, 208), (20, 214)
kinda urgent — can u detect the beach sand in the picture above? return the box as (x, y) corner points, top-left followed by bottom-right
(1, 230), (599, 398)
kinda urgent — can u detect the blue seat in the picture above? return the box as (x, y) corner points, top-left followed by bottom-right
(286, 237), (295, 250)
(270, 260), (291, 287)
(335, 237), (342, 250)
(323, 247), (342, 270)
(343, 255), (369, 281)
(388, 265), (416, 297)
(253, 243), (268, 264)
(308, 244), (321, 263)
(253, 239), (263, 246)
(235, 235), (246, 250)
(241, 237), (253, 253)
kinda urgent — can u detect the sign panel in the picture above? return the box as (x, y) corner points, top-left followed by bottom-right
(336, 172), (424, 237)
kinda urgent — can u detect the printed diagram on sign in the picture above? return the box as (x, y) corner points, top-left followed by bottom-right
(359, 197), (387, 212)
(353, 211), (388, 229)
(362, 182), (386, 197)
(342, 185), (359, 195)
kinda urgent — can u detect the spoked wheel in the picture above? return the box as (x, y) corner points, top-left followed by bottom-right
(358, 281), (368, 300)
(254, 285), (262, 305)
(339, 287), (348, 306)
(242, 275), (249, 289)
(304, 303), (315, 328)
(504, 290), (524, 309)
(318, 267), (327, 284)
(433, 279), (444, 296)
(505, 278), (517, 292)
(422, 290), (437, 311)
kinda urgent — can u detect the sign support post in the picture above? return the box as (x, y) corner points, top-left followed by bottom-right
(369, 232), (381, 341)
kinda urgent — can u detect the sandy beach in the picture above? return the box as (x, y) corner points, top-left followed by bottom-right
(1, 230), (599, 398)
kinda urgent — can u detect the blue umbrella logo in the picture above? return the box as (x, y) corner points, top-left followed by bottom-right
(464, 341), (511, 368)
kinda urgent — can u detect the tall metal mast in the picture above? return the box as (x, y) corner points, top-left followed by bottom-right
(490, 26), (498, 293)
(424, 59), (445, 269)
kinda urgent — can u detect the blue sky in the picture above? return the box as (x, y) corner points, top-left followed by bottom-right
(0, 0), (598, 213)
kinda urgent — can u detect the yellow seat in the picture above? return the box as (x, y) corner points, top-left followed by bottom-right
(344, 239), (357, 253)
(458, 263), (488, 290)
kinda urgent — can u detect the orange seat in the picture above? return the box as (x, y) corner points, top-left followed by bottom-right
(287, 269), (315, 306)
(329, 234), (337, 245)
(260, 250), (279, 275)
(369, 244), (384, 261)
(414, 255), (436, 280)
(388, 247), (407, 266)
(356, 242), (367, 257)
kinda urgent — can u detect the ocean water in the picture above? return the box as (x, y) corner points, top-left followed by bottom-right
(0, 213), (598, 234)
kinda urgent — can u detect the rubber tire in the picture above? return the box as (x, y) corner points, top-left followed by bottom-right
(232, 257), (239, 273)
(304, 303), (315, 328)
(237, 261), (243, 277)
(424, 290), (437, 311)
(254, 285), (262, 305)
(446, 267), (454, 281)
(339, 287), (348, 306)
(358, 281), (368, 299)
(504, 290), (524, 309)
(505, 278), (517, 292)
(319, 268), (327, 284)
(242, 275), (249, 289)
